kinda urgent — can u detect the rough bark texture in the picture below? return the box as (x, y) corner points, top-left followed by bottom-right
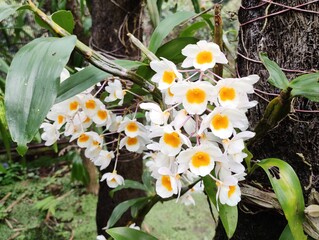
(215, 1), (319, 239)
(90, 0), (145, 237)
(90, 0), (143, 59)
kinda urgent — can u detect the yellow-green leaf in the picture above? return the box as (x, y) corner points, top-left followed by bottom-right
(106, 227), (158, 240)
(259, 53), (289, 90)
(289, 73), (319, 102)
(257, 158), (306, 240)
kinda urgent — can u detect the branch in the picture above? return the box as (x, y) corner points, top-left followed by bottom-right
(27, 0), (162, 104)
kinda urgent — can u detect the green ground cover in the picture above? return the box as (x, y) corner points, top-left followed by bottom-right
(0, 165), (216, 239)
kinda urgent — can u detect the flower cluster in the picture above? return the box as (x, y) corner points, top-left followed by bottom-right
(41, 40), (259, 207)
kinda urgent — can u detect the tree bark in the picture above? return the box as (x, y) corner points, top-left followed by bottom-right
(215, 1), (319, 239)
(90, 0), (143, 59)
(89, 0), (145, 237)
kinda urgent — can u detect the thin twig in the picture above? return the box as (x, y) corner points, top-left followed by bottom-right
(240, 0), (319, 26)
(5, 193), (27, 212)
(237, 51), (314, 74)
(5, 218), (13, 229)
(0, 192), (12, 204)
(8, 232), (20, 240)
(254, 88), (279, 96)
(262, 0), (319, 15)
(240, 2), (267, 10)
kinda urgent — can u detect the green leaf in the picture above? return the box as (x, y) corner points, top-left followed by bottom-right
(203, 175), (217, 205)
(114, 59), (147, 70)
(191, 0), (200, 13)
(156, 37), (198, 63)
(106, 197), (150, 229)
(130, 197), (151, 218)
(148, 11), (196, 53)
(259, 53), (289, 90)
(257, 158), (306, 240)
(5, 36), (76, 154)
(0, 97), (11, 161)
(279, 225), (294, 240)
(106, 227), (158, 240)
(34, 195), (60, 216)
(0, 3), (20, 22)
(0, 162), (6, 173)
(70, 151), (89, 185)
(56, 60), (145, 104)
(56, 65), (109, 103)
(179, 21), (206, 37)
(289, 73), (319, 102)
(203, 175), (238, 239)
(201, 13), (214, 32)
(0, 57), (9, 74)
(142, 170), (155, 194)
(51, 10), (75, 34)
(109, 180), (148, 198)
(34, 196), (56, 210)
(147, 0), (160, 28)
(219, 203), (238, 239)
(243, 147), (253, 173)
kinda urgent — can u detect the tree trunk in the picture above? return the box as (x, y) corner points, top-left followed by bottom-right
(90, 0), (143, 59)
(89, 0), (145, 237)
(215, 1), (319, 239)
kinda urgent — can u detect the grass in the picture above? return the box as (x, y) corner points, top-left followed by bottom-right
(143, 194), (216, 240)
(0, 167), (98, 240)
(0, 163), (217, 239)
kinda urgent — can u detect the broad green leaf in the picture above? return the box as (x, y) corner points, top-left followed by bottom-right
(218, 203), (238, 239)
(259, 53), (289, 90)
(179, 21), (206, 37)
(106, 197), (150, 229)
(148, 11), (196, 53)
(106, 227), (158, 240)
(147, 0), (160, 27)
(257, 158), (306, 240)
(289, 73), (319, 102)
(51, 10), (75, 34)
(109, 179), (149, 198)
(5, 36), (76, 155)
(203, 175), (238, 239)
(0, 3), (20, 22)
(156, 37), (198, 63)
(56, 60), (145, 103)
(0, 57), (9, 74)
(279, 225), (294, 240)
(56, 65), (109, 103)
